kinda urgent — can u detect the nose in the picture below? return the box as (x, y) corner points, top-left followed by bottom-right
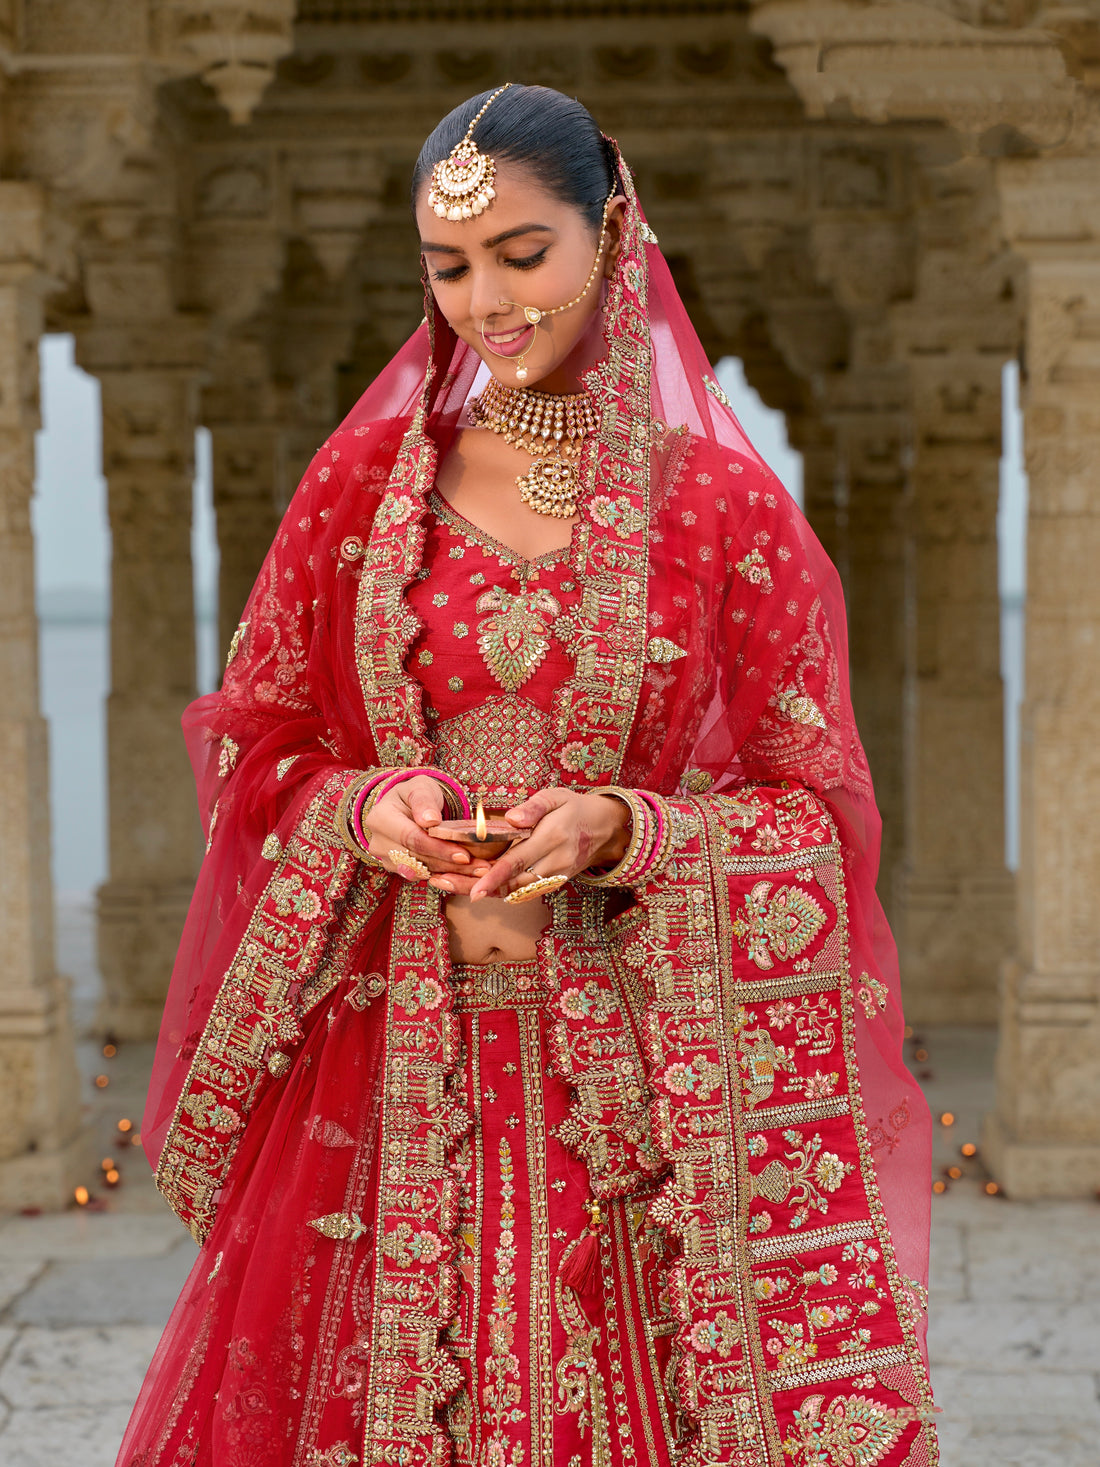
(469, 267), (511, 327)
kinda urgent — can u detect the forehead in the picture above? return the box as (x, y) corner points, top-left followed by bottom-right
(415, 162), (574, 244)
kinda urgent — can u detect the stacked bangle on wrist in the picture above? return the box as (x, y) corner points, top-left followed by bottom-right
(576, 786), (674, 888)
(335, 767), (471, 863)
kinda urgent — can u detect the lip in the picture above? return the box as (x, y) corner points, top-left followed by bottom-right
(483, 322), (535, 357)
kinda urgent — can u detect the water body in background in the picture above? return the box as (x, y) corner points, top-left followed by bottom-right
(33, 338), (1024, 909)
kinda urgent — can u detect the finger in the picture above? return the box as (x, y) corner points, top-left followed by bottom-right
(406, 779), (447, 828)
(427, 872), (481, 895)
(470, 840), (565, 901)
(394, 819), (475, 866)
(505, 788), (570, 828)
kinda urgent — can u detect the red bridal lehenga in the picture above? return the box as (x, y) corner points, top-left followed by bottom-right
(119, 151), (939, 1467)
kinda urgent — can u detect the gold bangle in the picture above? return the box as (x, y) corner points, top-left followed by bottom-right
(335, 770), (386, 862)
(574, 787), (649, 888)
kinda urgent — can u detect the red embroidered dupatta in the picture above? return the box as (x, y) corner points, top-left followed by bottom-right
(124, 148), (937, 1467)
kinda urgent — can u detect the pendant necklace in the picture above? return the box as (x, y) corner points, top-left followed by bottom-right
(468, 377), (599, 519)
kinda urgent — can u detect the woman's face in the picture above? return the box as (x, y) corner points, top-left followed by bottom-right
(415, 161), (625, 393)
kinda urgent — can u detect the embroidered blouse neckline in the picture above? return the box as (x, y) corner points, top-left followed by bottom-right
(428, 489), (574, 572)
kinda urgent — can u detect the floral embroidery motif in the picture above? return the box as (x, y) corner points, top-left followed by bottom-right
(856, 972), (889, 1019)
(559, 739), (617, 775)
(475, 584), (563, 693)
(736, 546), (774, 591)
(373, 493), (416, 533)
(703, 373), (733, 407)
(752, 1130), (853, 1227)
(217, 735), (239, 777)
(732, 880), (828, 970)
(588, 494), (644, 537)
(308, 1211), (369, 1243)
(225, 619), (248, 668)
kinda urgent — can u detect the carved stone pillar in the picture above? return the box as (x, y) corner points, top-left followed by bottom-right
(983, 159), (1100, 1196)
(789, 419), (842, 580)
(0, 183), (86, 1207)
(892, 342), (1015, 1024)
(201, 345), (281, 662)
(827, 383), (910, 918)
(76, 311), (206, 1041)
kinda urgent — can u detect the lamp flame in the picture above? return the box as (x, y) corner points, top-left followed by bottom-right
(475, 800), (487, 841)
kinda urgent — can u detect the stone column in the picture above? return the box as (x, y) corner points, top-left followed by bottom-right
(893, 347), (1014, 1024)
(983, 159), (1100, 1196)
(76, 312), (206, 1041)
(201, 345), (281, 663)
(827, 382), (910, 919)
(790, 420), (843, 582)
(0, 182), (86, 1208)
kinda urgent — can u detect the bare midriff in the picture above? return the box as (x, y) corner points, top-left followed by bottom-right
(443, 891), (549, 963)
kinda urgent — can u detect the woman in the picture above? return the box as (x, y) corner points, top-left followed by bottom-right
(120, 85), (938, 1467)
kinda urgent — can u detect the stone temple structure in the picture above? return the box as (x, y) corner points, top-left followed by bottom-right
(1, 0), (1099, 1208)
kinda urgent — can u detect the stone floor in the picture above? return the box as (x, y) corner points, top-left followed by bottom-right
(1, 905), (1097, 1465)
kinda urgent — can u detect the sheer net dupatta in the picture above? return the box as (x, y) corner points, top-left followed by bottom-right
(140, 417), (419, 1239)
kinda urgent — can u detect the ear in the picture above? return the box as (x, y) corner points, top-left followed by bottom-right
(602, 196), (629, 277)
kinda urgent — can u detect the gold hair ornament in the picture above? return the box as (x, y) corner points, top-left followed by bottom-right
(428, 83), (513, 221)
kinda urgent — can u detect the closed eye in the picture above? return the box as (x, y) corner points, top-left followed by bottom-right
(508, 247), (549, 271)
(429, 246), (550, 284)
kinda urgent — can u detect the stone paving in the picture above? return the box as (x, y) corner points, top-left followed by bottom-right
(1, 979), (1097, 1466)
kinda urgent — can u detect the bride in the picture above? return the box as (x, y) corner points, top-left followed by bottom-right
(118, 82), (938, 1467)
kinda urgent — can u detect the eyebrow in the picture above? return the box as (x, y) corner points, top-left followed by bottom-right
(419, 223), (556, 254)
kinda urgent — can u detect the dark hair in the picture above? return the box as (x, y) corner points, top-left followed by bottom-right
(412, 84), (618, 231)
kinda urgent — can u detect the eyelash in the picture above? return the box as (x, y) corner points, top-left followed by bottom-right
(431, 247), (549, 284)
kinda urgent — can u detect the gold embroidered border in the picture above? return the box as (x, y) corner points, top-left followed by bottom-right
(155, 772), (378, 1242)
(360, 880), (473, 1466)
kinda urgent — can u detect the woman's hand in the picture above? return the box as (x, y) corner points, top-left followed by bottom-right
(362, 776), (493, 882)
(426, 789), (630, 899)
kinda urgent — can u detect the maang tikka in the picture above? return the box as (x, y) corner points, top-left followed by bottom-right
(428, 83), (513, 221)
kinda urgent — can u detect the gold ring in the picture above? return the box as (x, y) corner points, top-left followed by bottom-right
(388, 847), (431, 880)
(504, 873), (569, 905)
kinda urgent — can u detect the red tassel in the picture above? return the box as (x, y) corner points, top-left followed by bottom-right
(560, 1228), (602, 1294)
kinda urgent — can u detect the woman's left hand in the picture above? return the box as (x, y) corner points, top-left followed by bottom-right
(426, 789), (630, 900)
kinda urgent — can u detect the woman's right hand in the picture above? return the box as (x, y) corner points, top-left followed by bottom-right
(361, 776), (492, 883)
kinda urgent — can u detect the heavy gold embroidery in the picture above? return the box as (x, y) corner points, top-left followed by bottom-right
(645, 636), (687, 665)
(554, 1261), (609, 1466)
(481, 1137), (526, 1465)
(475, 584), (563, 693)
(433, 695), (557, 805)
(782, 1393), (906, 1465)
(308, 1212), (369, 1243)
(155, 772), (376, 1242)
(732, 879), (828, 970)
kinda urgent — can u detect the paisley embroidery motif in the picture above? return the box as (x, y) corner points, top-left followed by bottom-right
(475, 584), (563, 693)
(732, 880), (828, 970)
(782, 1392), (907, 1465)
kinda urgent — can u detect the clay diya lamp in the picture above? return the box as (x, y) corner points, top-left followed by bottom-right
(428, 801), (532, 860)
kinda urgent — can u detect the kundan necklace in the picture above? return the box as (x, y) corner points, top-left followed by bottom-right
(468, 377), (599, 519)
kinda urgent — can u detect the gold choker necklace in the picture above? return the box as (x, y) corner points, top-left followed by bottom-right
(468, 378), (599, 519)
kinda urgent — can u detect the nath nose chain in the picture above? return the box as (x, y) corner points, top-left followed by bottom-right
(488, 190), (615, 383)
